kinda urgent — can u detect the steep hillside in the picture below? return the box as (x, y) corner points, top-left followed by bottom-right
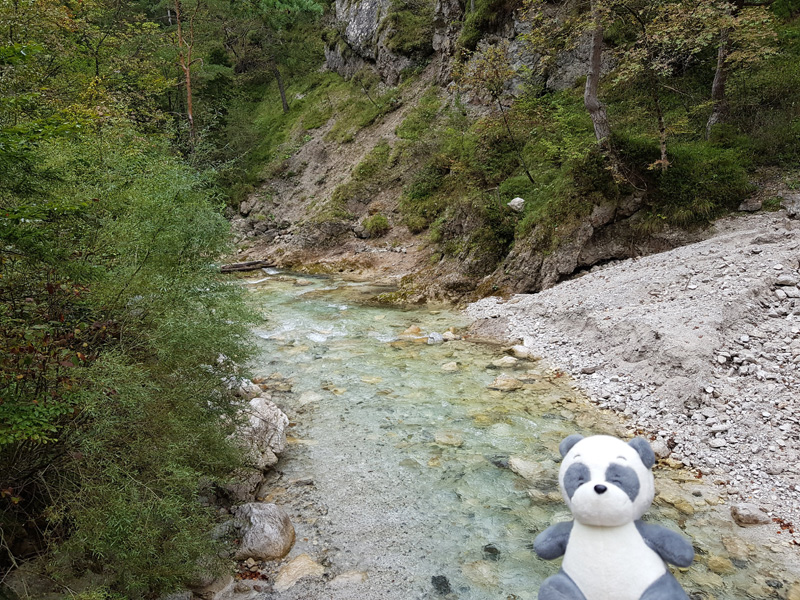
(230, 0), (800, 303)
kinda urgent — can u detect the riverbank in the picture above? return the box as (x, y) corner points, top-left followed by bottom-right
(467, 210), (800, 547)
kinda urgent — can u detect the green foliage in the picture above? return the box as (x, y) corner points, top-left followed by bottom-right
(654, 142), (753, 226)
(382, 0), (436, 58)
(362, 213), (391, 237)
(396, 88), (441, 141)
(459, 0), (523, 51)
(320, 141), (395, 222)
(1, 128), (253, 597)
(400, 164), (450, 232)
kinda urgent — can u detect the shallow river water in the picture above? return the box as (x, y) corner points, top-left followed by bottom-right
(244, 272), (798, 600)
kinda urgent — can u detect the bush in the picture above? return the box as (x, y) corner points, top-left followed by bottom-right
(655, 142), (752, 226)
(382, 0), (436, 58)
(363, 213), (391, 237)
(0, 129), (254, 597)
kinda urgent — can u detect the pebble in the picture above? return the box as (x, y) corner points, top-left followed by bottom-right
(730, 503), (772, 526)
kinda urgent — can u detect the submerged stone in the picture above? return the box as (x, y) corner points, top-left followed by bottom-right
(274, 554), (324, 592)
(431, 575), (452, 595)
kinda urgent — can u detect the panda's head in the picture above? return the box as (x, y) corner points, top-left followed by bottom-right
(558, 434), (655, 527)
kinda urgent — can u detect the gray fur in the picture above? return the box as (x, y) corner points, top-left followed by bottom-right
(538, 570), (588, 600)
(563, 463), (590, 500)
(639, 571), (690, 600)
(635, 521), (695, 567)
(628, 437), (656, 469)
(559, 434), (584, 458)
(605, 463), (640, 502)
(534, 521), (573, 560)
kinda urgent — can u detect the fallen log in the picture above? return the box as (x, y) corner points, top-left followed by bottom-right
(220, 260), (274, 273)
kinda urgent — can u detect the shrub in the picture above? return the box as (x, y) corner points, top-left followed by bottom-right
(363, 213), (391, 237)
(0, 130), (254, 597)
(382, 0), (436, 58)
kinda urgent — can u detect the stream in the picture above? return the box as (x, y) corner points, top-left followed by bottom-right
(244, 271), (797, 600)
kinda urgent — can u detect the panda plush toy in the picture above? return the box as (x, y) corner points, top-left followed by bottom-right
(534, 434), (694, 600)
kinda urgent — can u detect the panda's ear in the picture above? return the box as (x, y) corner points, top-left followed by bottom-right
(559, 434), (584, 458)
(628, 437), (655, 469)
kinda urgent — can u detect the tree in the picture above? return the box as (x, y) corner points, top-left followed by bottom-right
(706, 0), (777, 138)
(455, 42), (535, 184)
(248, 0), (323, 113)
(173, 0), (204, 139)
(584, 0), (611, 143)
(524, 0), (612, 144)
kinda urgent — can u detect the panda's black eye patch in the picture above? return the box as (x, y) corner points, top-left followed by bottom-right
(605, 463), (640, 502)
(564, 463), (590, 499)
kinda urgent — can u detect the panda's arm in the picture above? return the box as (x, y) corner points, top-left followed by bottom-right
(533, 521), (573, 560)
(635, 521), (694, 567)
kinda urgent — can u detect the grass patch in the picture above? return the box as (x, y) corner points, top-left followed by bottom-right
(382, 0), (436, 58)
(363, 213), (391, 237)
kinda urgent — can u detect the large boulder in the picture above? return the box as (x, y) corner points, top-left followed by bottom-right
(239, 397), (289, 471)
(232, 503), (295, 561)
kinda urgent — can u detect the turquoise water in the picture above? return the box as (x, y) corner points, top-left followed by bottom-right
(244, 272), (797, 600)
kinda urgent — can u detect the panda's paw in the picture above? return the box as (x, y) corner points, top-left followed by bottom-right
(538, 571), (587, 600)
(639, 571), (690, 600)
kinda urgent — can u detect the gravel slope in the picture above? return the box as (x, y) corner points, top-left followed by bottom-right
(467, 211), (800, 544)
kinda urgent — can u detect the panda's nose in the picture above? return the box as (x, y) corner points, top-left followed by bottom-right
(594, 484), (608, 494)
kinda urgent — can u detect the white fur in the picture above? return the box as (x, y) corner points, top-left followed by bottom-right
(563, 521), (666, 600)
(558, 436), (664, 599)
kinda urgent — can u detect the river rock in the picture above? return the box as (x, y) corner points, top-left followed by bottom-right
(190, 575), (236, 600)
(435, 430), (464, 446)
(224, 468), (263, 503)
(238, 397), (289, 470)
(402, 325), (422, 336)
(508, 197), (525, 212)
(461, 560), (499, 588)
(441, 361), (459, 372)
(237, 380), (262, 400)
(651, 439), (670, 459)
(707, 555), (735, 574)
(488, 375), (523, 391)
(329, 571), (368, 588)
(721, 535), (750, 560)
(510, 345), (537, 359)
(232, 503), (295, 560)
(657, 491), (695, 515)
(508, 456), (543, 481)
(730, 503), (771, 526)
(492, 356), (519, 368)
(274, 554), (324, 592)
(298, 390), (323, 406)
(427, 332), (445, 345)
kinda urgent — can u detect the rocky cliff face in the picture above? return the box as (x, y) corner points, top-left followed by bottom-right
(324, 0), (414, 85)
(232, 1), (702, 304)
(323, 0), (604, 91)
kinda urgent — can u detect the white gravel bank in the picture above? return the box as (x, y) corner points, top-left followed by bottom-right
(467, 212), (800, 544)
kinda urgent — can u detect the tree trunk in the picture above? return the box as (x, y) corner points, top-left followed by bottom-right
(174, 0), (198, 140)
(648, 70), (668, 171)
(584, 2), (611, 144)
(706, 25), (731, 139)
(498, 100), (534, 185)
(271, 64), (289, 113)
